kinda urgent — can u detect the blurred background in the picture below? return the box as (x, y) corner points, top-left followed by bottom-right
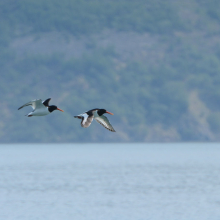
(1, 0), (220, 143)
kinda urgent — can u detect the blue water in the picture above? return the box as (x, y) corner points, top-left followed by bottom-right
(0, 143), (220, 220)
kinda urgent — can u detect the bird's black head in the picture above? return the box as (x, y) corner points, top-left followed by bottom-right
(97, 109), (114, 116)
(48, 105), (64, 113)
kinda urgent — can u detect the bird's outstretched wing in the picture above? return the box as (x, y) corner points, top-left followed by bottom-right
(18, 99), (45, 110)
(74, 113), (94, 128)
(43, 98), (51, 107)
(95, 115), (116, 132)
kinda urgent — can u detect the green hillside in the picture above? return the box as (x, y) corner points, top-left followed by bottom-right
(1, 0), (220, 142)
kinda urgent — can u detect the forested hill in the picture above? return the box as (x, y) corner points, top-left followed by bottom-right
(1, 0), (220, 143)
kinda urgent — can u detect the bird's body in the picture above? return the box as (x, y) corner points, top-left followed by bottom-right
(74, 108), (116, 132)
(18, 98), (64, 117)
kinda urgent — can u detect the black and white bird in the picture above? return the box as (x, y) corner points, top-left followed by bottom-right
(18, 98), (64, 117)
(74, 108), (116, 132)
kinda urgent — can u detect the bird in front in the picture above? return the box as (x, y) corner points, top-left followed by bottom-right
(74, 108), (116, 132)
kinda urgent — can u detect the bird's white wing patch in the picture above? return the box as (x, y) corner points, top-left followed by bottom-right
(32, 99), (45, 110)
(95, 115), (116, 132)
(79, 113), (94, 128)
(81, 113), (89, 125)
(18, 99), (44, 110)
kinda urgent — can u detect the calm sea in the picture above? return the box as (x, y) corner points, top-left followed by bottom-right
(0, 143), (220, 220)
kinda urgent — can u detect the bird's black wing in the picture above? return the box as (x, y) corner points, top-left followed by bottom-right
(42, 98), (51, 107)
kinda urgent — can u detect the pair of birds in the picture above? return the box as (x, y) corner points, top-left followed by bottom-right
(18, 98), (116, 132)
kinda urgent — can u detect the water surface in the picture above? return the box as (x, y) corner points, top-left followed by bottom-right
(0, 143), (220, 220)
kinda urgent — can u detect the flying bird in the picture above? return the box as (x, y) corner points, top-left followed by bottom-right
(18, 98), (64, 117)
(74, 108), (116, 132)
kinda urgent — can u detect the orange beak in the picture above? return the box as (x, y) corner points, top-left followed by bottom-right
(106, 111), (114, 115)
(57, 108), (64, 112)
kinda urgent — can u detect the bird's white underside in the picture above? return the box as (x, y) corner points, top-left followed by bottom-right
(28, 108), (50, 116)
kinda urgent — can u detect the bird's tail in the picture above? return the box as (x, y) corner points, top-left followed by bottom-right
(74, 116), (82, 119)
